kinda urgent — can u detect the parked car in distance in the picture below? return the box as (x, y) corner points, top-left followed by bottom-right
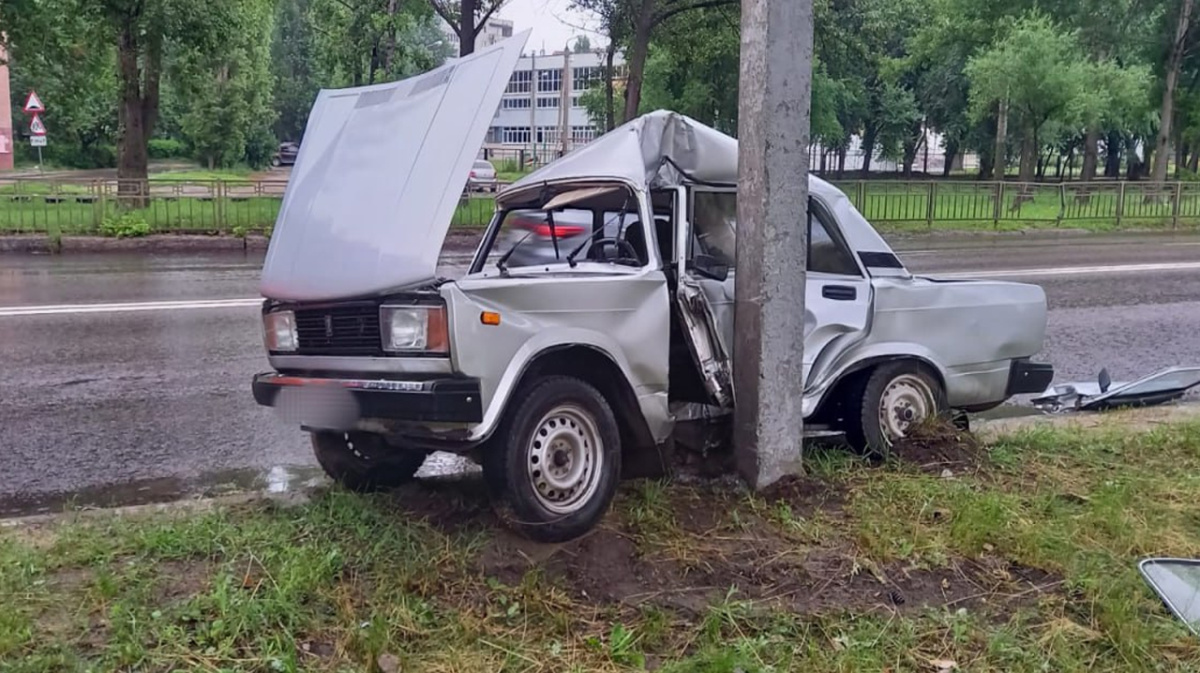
(271, 142), (300, 168)
(468, 159), (498, 192)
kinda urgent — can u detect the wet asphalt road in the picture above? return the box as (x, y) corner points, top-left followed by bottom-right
(1, 232), (1199, 514)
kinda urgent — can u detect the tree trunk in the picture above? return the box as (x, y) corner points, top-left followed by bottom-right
(604, 42), (616, 130)
(993, 98), (1009, 181)
(623, 0), (656, 123)
(942, 140), (959, 178)
(1081, 127), (1100, 182)
(819, 149), (828, 173)
(116, 22), (150, 209)
(1189, 147), (1200, 173)
(1104, 131), (1122, 178)
(860, 125), (878, 178)
(1018, 125), (1037, 183)
(837, 146), (847, 179)
(383, 0), (399, 73)
(1151, 0), (1194, 184)
(1127, 134), (1144, 180)
(1175, 135), (1187, 179)
(368, 44), (380, 84)
(458, 0), (478, 56)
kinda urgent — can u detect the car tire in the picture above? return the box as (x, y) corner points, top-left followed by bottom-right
(271, 157), (281, 168)
(481, 376), (622, 543)
(311, 431), (426, 493)
(844, 362), (947, 458)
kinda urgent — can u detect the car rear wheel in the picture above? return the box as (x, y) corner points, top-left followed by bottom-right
(845, 362), (947, 457)
(311, 431), (426, 493)
(482, 376), (621, 543)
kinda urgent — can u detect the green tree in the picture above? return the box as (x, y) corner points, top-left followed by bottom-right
(175, 0), (277, 169)
(1, 0), (117, 168)
(428, 0), (507, 56)
(967, 14), (1095, 182)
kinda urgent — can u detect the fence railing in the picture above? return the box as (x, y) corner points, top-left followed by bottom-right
(1, 178), (1198, 237)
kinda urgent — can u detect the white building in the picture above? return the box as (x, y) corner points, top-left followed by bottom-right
(485, 49), (626, 161)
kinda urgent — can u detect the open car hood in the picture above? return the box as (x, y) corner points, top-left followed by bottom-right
(260, 31), (530, 302)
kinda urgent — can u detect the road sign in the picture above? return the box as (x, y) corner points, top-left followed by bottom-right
(29, 114), (46, 136)
(23, 91), (45, 114)
(30, 136), (46, 147)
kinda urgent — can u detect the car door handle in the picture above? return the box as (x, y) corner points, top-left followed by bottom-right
(822, 284), (857, 301)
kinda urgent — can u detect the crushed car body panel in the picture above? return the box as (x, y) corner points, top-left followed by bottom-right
(260, 31), (530, 302)
(1033, 366), (1200, 412)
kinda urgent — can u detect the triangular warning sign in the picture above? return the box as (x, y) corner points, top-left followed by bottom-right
(29, 114), (47, 136)
(23, 92), (45, 114)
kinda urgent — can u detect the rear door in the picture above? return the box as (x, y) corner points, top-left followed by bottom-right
(672, 188), (873, 404)
(802, 200), (872, 388)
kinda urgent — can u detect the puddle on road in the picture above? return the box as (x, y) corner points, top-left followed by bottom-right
(0, 452), (479, 519)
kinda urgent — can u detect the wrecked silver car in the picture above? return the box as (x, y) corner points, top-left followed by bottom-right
(252, 34), (1053, 542)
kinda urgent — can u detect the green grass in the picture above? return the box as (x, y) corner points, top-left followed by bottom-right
(152, 167), (257, 181)
(0, 196), (280, 235)
(4, 418), (1200, 671)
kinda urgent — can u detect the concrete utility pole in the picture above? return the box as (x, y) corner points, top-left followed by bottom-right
(733, 0), (814, 489)
(0, 41), (14, 171)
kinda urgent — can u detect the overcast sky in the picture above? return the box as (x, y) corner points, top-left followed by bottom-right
(496, 0), (606, 52)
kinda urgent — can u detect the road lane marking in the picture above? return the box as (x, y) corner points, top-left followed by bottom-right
(4, 260), (1200, 317)
(933, 261), (1200, 279)
(0, 298), (262, 317)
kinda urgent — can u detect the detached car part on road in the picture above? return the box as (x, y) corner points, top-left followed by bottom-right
(252, 33), (1053, 543)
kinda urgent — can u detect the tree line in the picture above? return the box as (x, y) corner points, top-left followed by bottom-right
(577, 0), (1199, 182)
(2, 0), (1197, 186)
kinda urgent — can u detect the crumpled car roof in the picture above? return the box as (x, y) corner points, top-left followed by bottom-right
(504, 110), (846, 204)
(503, 110), (900, 268)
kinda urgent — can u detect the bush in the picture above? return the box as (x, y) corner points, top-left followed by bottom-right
(148, 138), (188, 159)
(101, 211), (152, 238)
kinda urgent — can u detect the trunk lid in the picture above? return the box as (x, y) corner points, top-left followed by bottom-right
(260, 31), (530, 302)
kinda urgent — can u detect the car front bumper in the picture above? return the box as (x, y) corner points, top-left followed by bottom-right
(1006, 359), (1055, 396)
(252, 372), (483, 424)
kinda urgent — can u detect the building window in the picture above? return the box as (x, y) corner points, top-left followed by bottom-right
(537, 97), (559, 109)
(536, 127), (560, 145)
(572, 97), (582, 108)
(571, 126), (597, 144)
(506, 70), (532, 94)
(501, 127), (531, 144)
(572, 66), (601, 91)
(537, 69), (562, 93)
(502, 97), (531, 110)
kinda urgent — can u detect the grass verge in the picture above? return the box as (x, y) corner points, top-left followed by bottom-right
(3, 421), (1200, 671)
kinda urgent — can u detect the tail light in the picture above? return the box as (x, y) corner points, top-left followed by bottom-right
(469, 170), (477, 178)
(512, 218), (586, 238)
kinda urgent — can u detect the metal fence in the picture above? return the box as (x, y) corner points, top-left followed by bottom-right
(1, 178), (1198, 236)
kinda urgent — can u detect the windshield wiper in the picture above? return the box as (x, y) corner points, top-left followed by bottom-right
(495, 230), (536, 275)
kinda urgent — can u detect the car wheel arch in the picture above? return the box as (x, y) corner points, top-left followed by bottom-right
(485, 344), (657, 461)
(812, 354), (948, 423)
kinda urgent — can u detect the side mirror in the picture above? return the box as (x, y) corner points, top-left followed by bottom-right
(690, 254), (730, 282)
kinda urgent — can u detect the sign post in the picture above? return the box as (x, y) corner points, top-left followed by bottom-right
(23, 92), (47, 171)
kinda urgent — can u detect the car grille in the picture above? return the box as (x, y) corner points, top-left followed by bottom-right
(294, 304), (383, 357)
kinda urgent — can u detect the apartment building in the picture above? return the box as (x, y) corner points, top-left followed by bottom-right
(486, 49), (627, 160)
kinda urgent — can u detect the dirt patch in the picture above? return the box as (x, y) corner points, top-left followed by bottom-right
(893, 420), (987, 475)
(760, 475), (848, 518)
(383, 478), (495, 533)
(471, 478), (1060, 619)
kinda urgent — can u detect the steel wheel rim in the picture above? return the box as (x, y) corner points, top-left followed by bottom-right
(526, 404), (604, 514)
(878, 374), (936, 445)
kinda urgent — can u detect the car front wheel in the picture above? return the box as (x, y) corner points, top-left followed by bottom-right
(482, 376), (621, 543)
(311, 431), (426, 493)
(845, 362), (947, 457)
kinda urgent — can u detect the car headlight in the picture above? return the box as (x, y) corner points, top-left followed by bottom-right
(380, 305), (449, 354)
(264, 310), (298, 352)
